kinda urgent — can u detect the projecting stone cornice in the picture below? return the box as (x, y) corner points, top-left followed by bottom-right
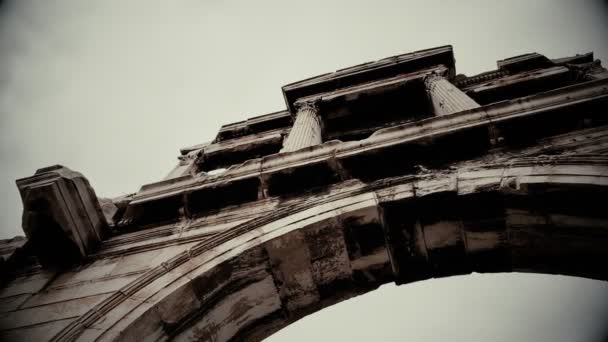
(293, 65), (448, 109)
(455, 52), (596, 90)
(194, 127), (289, 172)
(71, 124), (608, 262)
(461, 65), (574, 104)
(282, 45), (455, 113)
(123, 78), (608, 224)
(213, 110), (291, 143)
(462, 66), (571, 92)
(454, 69), (508, 88)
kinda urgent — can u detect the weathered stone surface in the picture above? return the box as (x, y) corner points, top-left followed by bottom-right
(3, 46), (608, 342)
(266, 230), (319, 312)
(0, 270), (56, 299)
(282, 45), (455, 113)
(0, 237), (26, 263)
(20, 280), (127, 309)
(0, 294), (30, 313)
(281, 103), (322, 152)
(0, 292), (110, 328)
(99, 198), (119, 227)
(497, 52), (553, 72)
(199, 129), (286, 172)
(16, 166), (108, 268)
(462, 66), (573, 104)
(0, 318), (73, 342)
(173, 275), (281, 342)
(424, 72), (481, 115)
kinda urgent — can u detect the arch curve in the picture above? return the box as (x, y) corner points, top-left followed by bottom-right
(57, 156), (608, 342)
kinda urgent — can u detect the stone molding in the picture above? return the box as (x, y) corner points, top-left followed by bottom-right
(124, 79), (608, 213)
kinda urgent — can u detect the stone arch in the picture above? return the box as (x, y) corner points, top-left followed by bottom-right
(54, 156), (608, 342)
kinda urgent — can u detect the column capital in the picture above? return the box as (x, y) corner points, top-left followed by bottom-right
(293, 99), (321, 115)
(424, 72), (480, 116)
(423, 70), (450, 90)
(281, 100), (324, 152)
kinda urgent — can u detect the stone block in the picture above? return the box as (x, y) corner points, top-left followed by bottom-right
(16, 165), (108, 267)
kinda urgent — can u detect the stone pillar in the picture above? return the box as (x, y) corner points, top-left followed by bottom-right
(281, 102), (323, 152)
(424, 74), (480, 116)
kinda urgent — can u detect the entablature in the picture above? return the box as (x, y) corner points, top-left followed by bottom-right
(120, 78), (608, 230)
(462, 66), (575, 105)
(214, 110), (291, 143)
(497, 52), (554, 73)
(282, 45), (455, 113)
(175, 50), (605, 179)
(196, 127), (288, 172)
(293, 66), (447, 141)
(456, 51), (598, 93)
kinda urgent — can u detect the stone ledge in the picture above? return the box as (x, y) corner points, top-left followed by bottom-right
(121, 78), (608, 226)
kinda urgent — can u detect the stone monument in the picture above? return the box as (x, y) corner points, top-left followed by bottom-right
(1, 45), (607, 341)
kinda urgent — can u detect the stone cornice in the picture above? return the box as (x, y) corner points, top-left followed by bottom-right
(86, 125), (608, 261)
(214, 110), (291, 143)
(125, 79), (608, 211)
(454, 69), (508, 88)
(282, 45), (455, 113)
(460, 66), (571, 94)
(295, 65), (447, 110)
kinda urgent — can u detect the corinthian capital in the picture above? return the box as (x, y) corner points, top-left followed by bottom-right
(423, 72), (447, 91)
(294, 99), (320, 113)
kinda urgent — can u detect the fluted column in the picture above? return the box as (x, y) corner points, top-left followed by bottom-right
(281, 102), (323, 152)
(425, 74), (480, 116)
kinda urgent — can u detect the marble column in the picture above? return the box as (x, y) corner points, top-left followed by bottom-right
(281, 102), (323, 152)
(424, 74), (480, 116)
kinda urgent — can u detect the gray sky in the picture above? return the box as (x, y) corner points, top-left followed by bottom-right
(1, 1), (607, 341)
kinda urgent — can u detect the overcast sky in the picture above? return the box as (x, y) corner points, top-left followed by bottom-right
(1, 1), (607, 341)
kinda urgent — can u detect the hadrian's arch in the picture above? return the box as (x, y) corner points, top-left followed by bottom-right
(1, 46), (608, 341)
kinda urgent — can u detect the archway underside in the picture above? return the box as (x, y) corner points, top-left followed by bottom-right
(63, 155), (608, 342)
